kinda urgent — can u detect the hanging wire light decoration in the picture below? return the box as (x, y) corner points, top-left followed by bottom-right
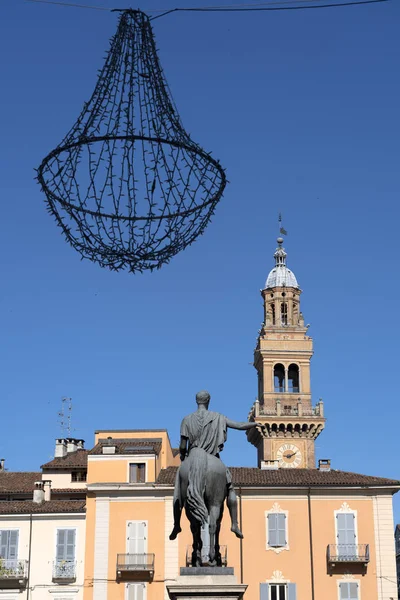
(37, 9), (226, 273)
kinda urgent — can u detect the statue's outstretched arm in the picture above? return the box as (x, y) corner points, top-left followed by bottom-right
(226, 418), (258, 431)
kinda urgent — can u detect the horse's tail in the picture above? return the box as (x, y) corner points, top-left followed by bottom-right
(186, 448), (208, 525)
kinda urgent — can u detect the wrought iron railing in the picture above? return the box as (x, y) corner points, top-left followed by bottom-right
(52, 560), (76, 580)
(0, 559), (28, 580)
(117, 554), (155, 572)
(185, 545), (228, 567)
(327, 544), (370, 563)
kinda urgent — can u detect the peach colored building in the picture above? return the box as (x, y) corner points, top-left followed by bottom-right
(81, 238), (399, 600)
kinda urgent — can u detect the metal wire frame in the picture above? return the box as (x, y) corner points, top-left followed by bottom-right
(37, 9), (226, 272)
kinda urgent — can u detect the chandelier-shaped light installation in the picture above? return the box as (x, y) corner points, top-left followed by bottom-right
(37, 10), (226, 273)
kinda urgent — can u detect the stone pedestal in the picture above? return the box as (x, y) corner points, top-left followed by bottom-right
(167, 567), (247, 600)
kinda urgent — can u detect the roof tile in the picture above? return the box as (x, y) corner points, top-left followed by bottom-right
(156, 466), (400, 488)
(0, 472), (42, 493)
(0, 500), (86, 515)
(41, 449), (89, 470)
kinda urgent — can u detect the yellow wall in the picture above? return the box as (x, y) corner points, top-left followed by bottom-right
(88, 456), (156, 484)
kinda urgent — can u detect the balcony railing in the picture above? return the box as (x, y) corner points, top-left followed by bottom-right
(0, 559), (28, 584)
(116, 554), (155, 581)
(185, 545), (227, 567)
(52, 560), (76, 582)
(258, 404), (322, 417)
(327, 544), (370, 565)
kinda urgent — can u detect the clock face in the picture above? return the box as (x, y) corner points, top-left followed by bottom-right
(276, 443), (302, 468)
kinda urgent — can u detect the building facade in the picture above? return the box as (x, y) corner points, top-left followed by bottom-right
(0, 238), (399, 600)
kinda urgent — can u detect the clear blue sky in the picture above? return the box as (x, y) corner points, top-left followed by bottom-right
(0, 0), (399, 517)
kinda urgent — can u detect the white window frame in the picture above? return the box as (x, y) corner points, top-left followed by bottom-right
(54, 526), (78, 576)
(265, 504), (289, 554)
(126, 461), (148, 483)
(334, 503), (358, 547)
(0, 528), (20, 560)
(268, 583), (287, 600)
(337, 577), (361, 600)
(125, 582), (147, 600)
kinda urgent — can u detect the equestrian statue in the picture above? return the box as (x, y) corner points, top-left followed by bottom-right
(169, 390), (262, 567)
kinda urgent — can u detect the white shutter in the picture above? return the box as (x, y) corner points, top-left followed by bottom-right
(339, 582), (359, 600)
(127, 583), (146, 600)
(66, 530), (76, 560)
(287, 583), (296, 600)
(0, 531), (8, 558)
(56, 529), (76, 561)
(8, 531), (18, 560)
(0, 531), (18, 560)
(57, 529), (66, 560)
(127, 522), (147, 554)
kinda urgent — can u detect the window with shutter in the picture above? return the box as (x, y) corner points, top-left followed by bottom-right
(268, 513), (287, 548)
(129, 463), (146, 483)
(127, 583), (146, 600)
(0, 530), (19, 560)
(336, 513), (356, 558)
(339, 582), (359, 600)
(127, 522), (147, 556)
(56, 529), (76, 561)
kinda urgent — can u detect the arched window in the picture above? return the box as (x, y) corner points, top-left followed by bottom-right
(288, 364), (299, 393)
(274, 364), (285, 393)
(280, 303), (288, 325)
(270, 303), (276, 325)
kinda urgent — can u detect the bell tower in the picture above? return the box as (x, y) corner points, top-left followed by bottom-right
(247, 237), (325, 469)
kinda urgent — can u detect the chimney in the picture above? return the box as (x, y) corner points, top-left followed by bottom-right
(0, 459), (4, 472)
(102, 437), (116, 455)
(66, 438), (78, 454)
(43, 480), (52, 502)
(55, 439), (67, 458)
(77, 439), (85, 450)
(33, 481), (45, 504)
(318, 459), (331, 472)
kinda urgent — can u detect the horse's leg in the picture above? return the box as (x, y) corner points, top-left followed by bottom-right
(215, 505), (223, 567)
(190, 519), (203, 567)
(208, 505), (221, 566)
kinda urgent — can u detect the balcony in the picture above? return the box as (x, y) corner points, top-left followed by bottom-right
(116, 554), (154, 581)
(327, 544), (370, 567)
(0, 559), (28, 587)
(52, 560), (76, 583)
(185, 545), (227, 567)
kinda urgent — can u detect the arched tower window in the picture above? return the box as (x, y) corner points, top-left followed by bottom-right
(288, 364), (299, 393)
(274, 364), (285, 393)
(271, 303), (276, 325)
(280, 303), (288, 325)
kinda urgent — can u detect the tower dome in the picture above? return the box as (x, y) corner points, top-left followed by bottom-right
(265, 237), (299, 289)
